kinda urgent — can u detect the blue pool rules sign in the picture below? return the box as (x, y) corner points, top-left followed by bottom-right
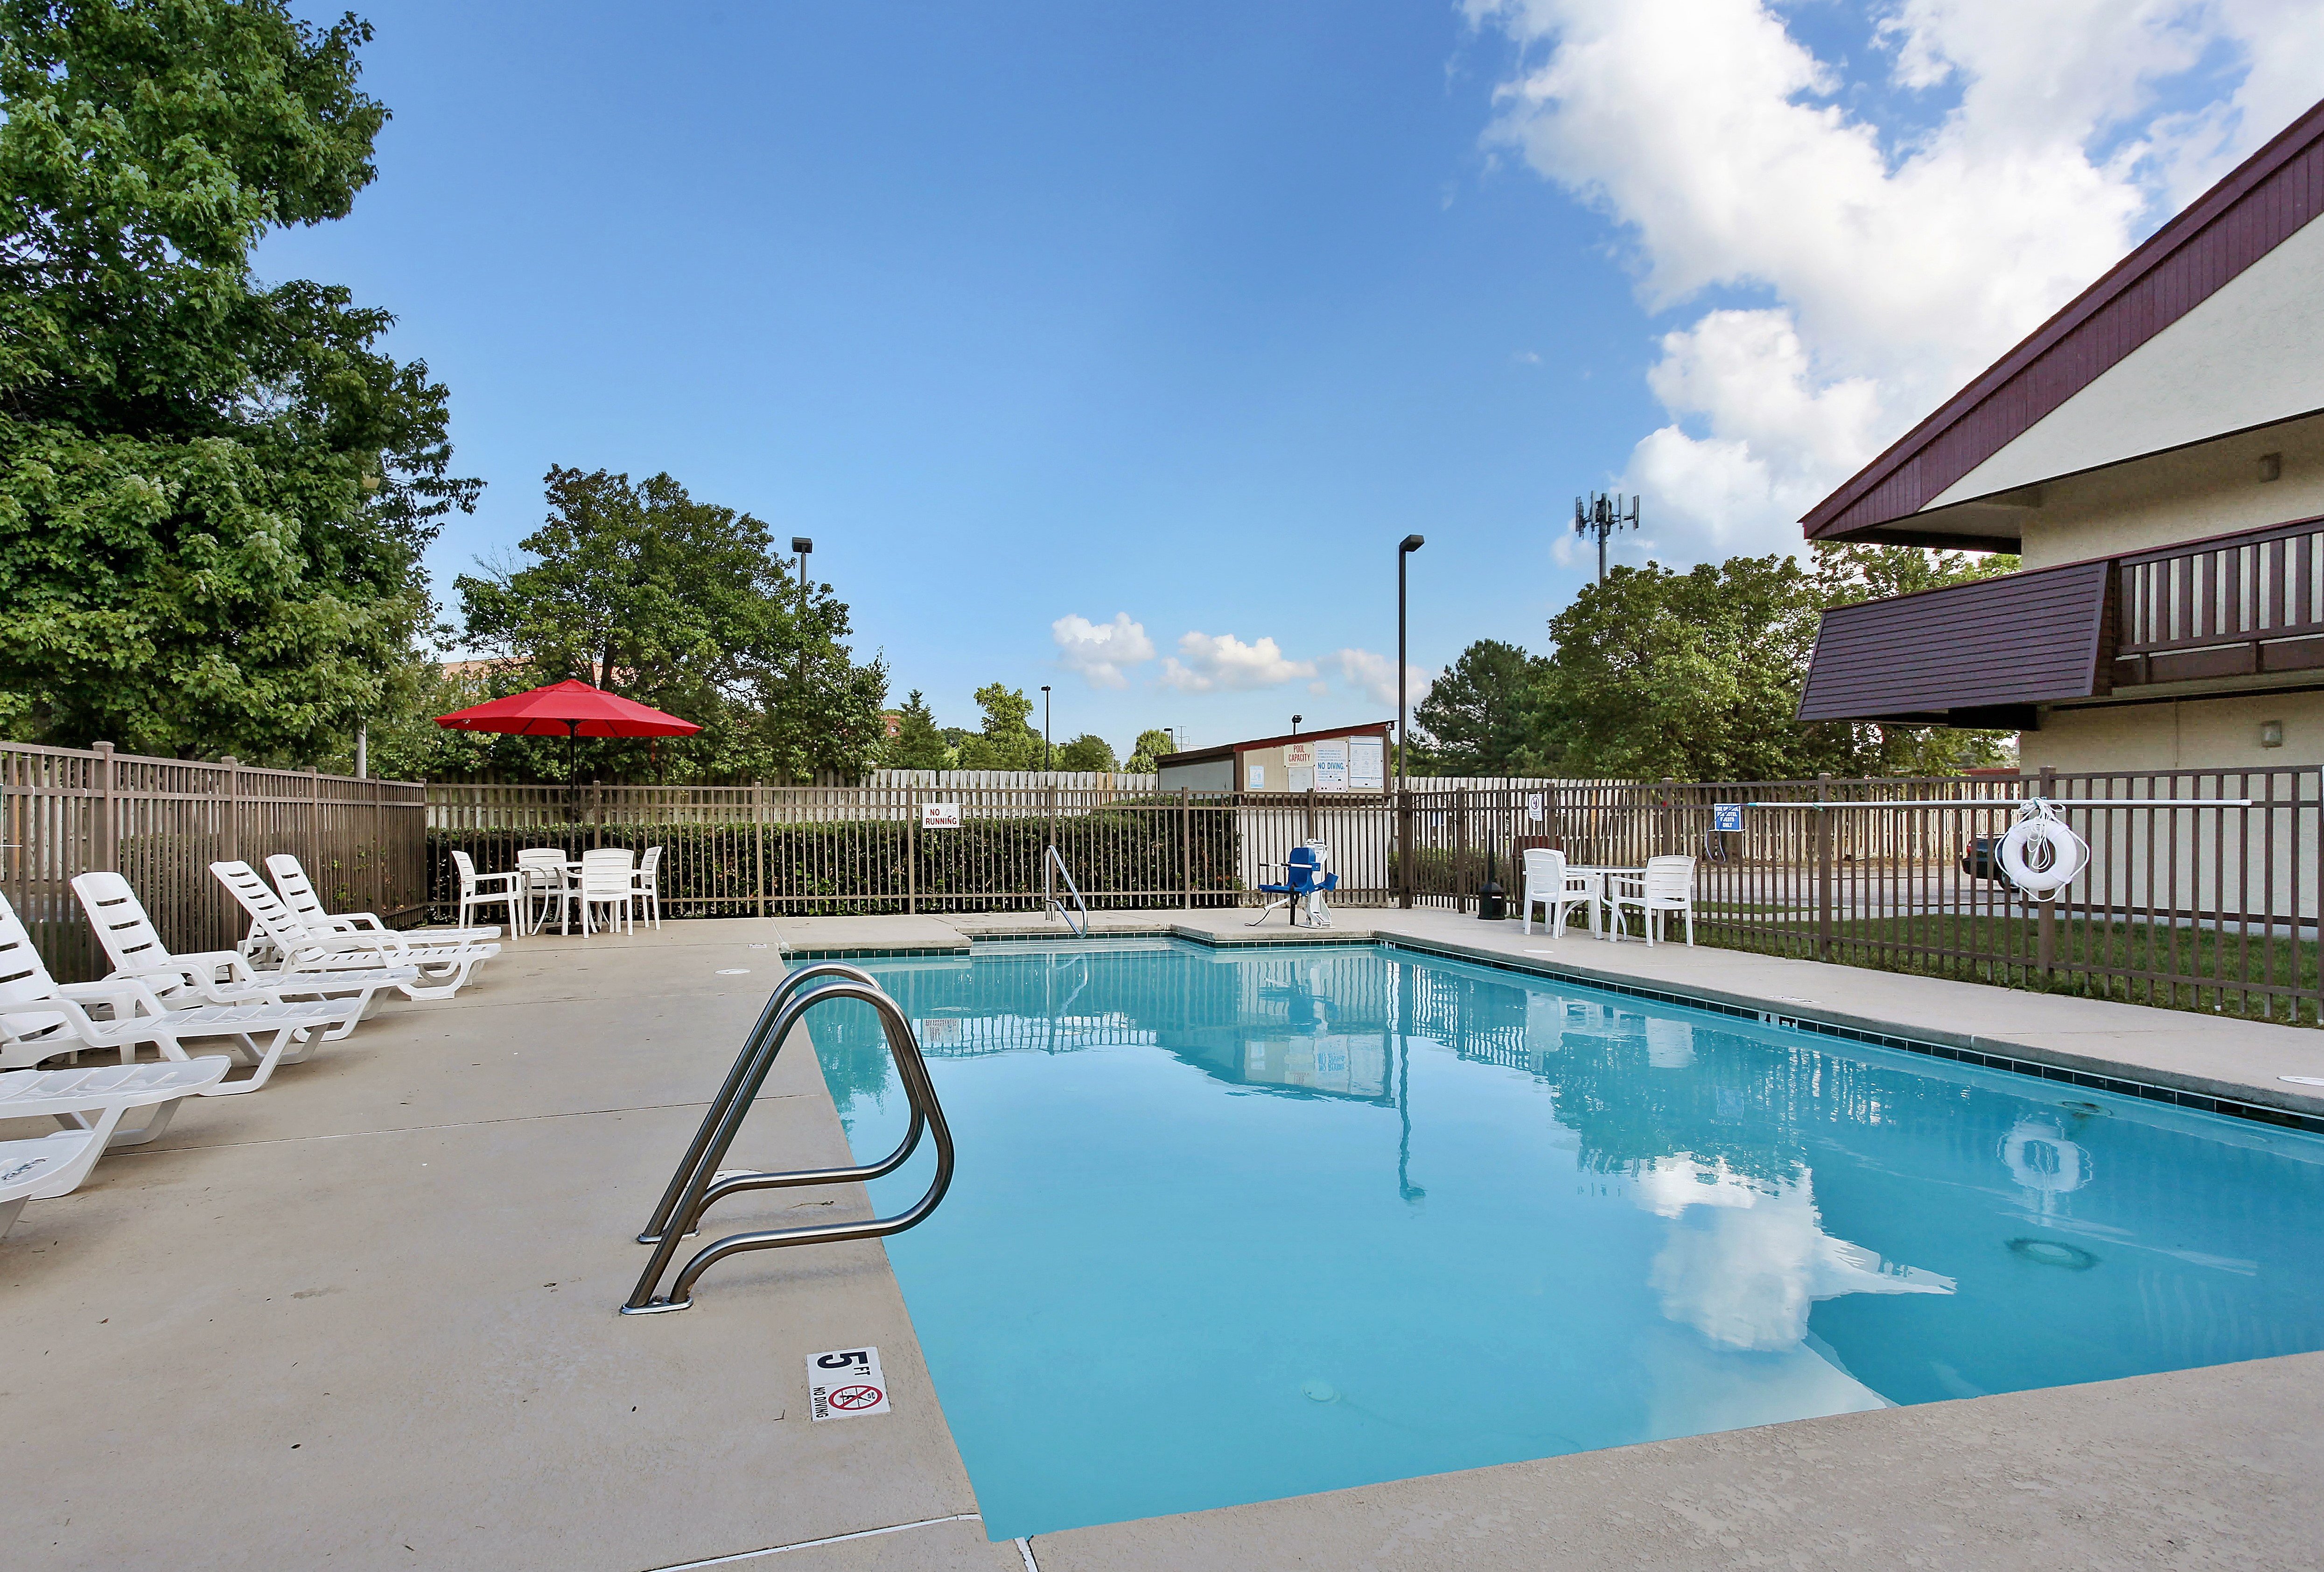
(1712, 803), (1744, 833)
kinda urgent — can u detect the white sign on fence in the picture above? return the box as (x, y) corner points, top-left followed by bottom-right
(1350, 736), (1384, 791)
(1526, 793), (1544, 822)
(920, 802), (962, 830)
(1713, 803), (1744, 833)
(1314, 740), (1348, 793)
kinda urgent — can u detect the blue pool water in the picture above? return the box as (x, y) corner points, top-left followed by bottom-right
(803, 939), (2324, 1540)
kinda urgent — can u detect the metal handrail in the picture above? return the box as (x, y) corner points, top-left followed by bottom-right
(1042, 843), (1089, 937)
(622, 971), (955, 1315)
(635, 961), (882, 1246)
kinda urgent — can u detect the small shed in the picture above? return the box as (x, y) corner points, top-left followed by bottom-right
(1155, 721), (1392, 794)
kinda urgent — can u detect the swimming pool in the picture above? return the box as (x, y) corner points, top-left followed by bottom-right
(805, 939), (2324, 1541)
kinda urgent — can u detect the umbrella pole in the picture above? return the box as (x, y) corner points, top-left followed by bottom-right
(568, 723), (579, 824)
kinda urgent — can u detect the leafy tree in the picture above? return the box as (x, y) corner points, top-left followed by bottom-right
(1523, 545), (2024, 782)
(457, 468), (886, 781)
(882, 689), (952, 769)
(1811, 540), (2018, 604)
(1414, 638), (1552, 775)
(956, 682), (1043, 770)
(1527, 556), (1853, 782)
(1125, 727), (1176, 772)
(1057, 733), (1117, 770)
(0, 0), (477, 760)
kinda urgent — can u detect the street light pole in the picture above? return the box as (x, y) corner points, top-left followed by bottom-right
(1041, 685), (1052, 772)
(1396, 535), (1424, 791)
(1291, 714), (1302, 737)
(1397, 534), (1424, 911)
(791, 538), (814, 759)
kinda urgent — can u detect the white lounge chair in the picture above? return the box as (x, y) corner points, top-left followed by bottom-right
(1519, 848), (1597, 938)
(1606, 855), (1697, 946)
(517, 848), (574, 936)
(211, 862), (499, 1001)
(443, 850), (525, 939)
(73, 872), (414, 1032)
(1, 1008), (78, 1071)
(577, 847), (635, 935)
(0, 1058), (233, 1237)
(267, 853), (499, 946)
(632, 845), (663, 930)
(0, 891), (359, 1095)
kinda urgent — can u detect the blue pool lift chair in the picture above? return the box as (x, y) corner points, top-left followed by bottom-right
(1250, 843), (1338, 927)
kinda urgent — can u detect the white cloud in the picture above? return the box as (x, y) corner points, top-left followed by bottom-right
(1050, 612), (1155, 690)
(1467, 0), (2319, 562)
(1158, 631), (1316, 693)
(1332, 648), (1435, 709)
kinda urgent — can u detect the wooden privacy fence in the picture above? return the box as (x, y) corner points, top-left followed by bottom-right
(2, 741), (427, 982)
(432, 769), (2323, 1023)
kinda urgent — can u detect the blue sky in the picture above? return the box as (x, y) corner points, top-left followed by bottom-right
(263, 1), (2314, 755)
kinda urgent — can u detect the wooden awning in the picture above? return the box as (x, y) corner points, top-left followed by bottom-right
(1797, 561), (2111, 727)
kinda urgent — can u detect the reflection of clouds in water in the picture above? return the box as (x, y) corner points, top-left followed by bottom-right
(1639, 1157), (1953, 1351)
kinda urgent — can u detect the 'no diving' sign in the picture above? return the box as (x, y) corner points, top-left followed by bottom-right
(809, 1346), (892, 1421)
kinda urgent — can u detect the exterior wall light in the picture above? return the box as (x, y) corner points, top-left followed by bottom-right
(2259, 453), (2283, 482)
(2261, 720), (2285, 748)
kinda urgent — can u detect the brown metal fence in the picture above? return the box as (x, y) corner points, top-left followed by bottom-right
(3, 741), (427, 981)
(1400, 768), (2323, 1025)
(425, 783), (1247, 918)
(424, 768), (2324, 1025)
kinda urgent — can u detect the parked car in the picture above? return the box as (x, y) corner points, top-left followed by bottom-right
(1960, 836), (2021, 893)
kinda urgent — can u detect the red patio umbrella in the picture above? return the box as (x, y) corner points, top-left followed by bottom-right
(435, 678), (700, 797)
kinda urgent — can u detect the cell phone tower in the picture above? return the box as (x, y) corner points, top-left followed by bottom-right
(1572, 491), (1639, 585)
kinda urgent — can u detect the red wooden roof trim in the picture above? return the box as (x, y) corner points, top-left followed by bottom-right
(1801, 96), (2324, 542)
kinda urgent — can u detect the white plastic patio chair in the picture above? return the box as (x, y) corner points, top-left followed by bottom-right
(73, 872), (413, 1030)
(577, 847), (635, 936)
(0, 1058), (232, 1238)
(444, 850), (525, 939)
(0, 890), (360, 1095)
(1519, 848), (1596, 938)
(1605, 854), (1697, 946)
(267, 853), (501, 946)
(631, 845), (663, 930)
(517, 847), (574, 936)
(211, 861), (499, 1000)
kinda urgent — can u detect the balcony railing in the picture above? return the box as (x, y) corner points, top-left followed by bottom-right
(2114, 515), (2324, 685)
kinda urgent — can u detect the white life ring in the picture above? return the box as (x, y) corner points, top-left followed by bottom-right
(2000, 1118), (2089, 1195)
(1998, 802), (2088, 898)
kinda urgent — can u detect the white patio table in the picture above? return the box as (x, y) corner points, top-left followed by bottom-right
(1562, 864), (1643, 940)
(517, 852), (587, 936)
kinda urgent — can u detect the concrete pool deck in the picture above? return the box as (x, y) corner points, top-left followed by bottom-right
(3, 909), (2320, 1569)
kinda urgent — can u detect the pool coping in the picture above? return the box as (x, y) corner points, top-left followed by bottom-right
(788, 918), (2324, 1134)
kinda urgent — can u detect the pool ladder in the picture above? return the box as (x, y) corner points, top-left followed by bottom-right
(622, 963), (956, 1314)
(1043, 844), (1089, 937)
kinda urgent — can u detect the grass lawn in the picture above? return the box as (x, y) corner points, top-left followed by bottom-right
(1693, 908), (2321, 1026)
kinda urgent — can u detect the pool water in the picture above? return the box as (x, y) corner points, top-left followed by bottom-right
(804, 940), (2324, 1540)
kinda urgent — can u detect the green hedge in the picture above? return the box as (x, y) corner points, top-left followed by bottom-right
(428, 809), (1243, 920)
